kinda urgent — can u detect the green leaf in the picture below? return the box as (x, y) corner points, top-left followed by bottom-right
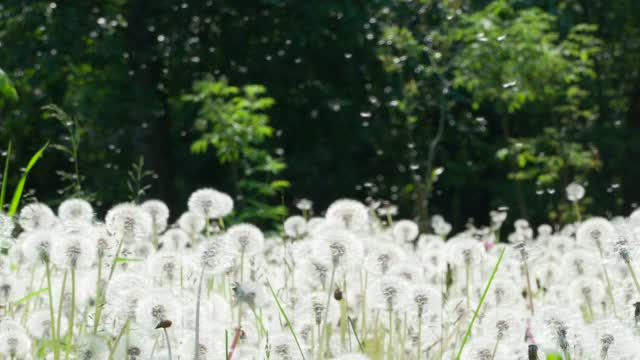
(190, 139), (209, 154)
(270, 180), (291, 190)
(8, 142), (49, 215)
(0, 68), (19, 106)
(115, 257), (144, 263)
(0, 141), (11, 208)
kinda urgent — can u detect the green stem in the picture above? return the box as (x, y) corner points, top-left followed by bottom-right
(45, 260), (57, 354)
(108, 319), (129, 360)
(573, 202), (582, 222)
(626, 260), (640, 296)
(93, 256), (103, 335)
(319, 264), (337, 359)
(163, 328), (173, 360)
(195, 267), (206, 360)
(456, 247), (506, 360)
(417, 314), (423, 360)
(387, 309), (393, 360)
(56, 270), (68, 359)
(64, 268), (76, 360)
(465, 264), (470, 310)
(522, 257), (535, 315)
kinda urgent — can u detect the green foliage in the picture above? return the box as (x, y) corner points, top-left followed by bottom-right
(127, 156), (155, 204)
(0, 0), (638, 228)
(0, 68), (18, 108)
(183, 76), (288, 223)
(42, 104), (93, 200)
(0, 141), (12, 209)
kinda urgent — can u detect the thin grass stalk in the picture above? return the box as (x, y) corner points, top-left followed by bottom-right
(266, 280), (306, 360)
(455, 247), (506, 360)
(348, 316), (364, 352)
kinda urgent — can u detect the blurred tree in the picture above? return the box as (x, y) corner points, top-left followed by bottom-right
(0, 0), (638, 229)
(182, 76), (288, 223)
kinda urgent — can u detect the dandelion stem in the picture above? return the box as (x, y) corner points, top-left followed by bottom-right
(44, 260), (58, 358)
(456, 247), (506, 360)
(625, 260), (640, 296)
(93, 256), (103, 335)
(465, 264), (470, 310)
(417, 313), (423, 360)
(490, 337), (500, 360)
(108, 319), (129, 360)
(319, 264), (336, 359)
(194, 267), (206, 360)
(573, 202), (582, 222)
(387, 310), (393, 360)
(56, 269), (68, 354)
(163, 328), (173, 360)
(64, 268), (76, 360)
(523, 257), (535, 315)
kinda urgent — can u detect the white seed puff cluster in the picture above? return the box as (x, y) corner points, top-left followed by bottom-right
(2, 191), (640, 359)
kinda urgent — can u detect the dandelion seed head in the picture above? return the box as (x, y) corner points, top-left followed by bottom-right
(106, 203), (152, 244)
(566, 182), (585, 202)
(58, 198), (94, 222)
(325, 199), (369, 231)
(226, 223), (264, 255)
(188, 188), (233, 219)
(392, 219), (419, 243)
(283, 215), (307, 238)
(141, 199), (170, 232)
(19, 202), (57, 231)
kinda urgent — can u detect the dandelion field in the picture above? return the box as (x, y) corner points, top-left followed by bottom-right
(1, 184), (640, 360)
(2, 1), (640, 359)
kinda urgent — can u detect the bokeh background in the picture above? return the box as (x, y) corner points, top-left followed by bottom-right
(1, 0), (639, 230)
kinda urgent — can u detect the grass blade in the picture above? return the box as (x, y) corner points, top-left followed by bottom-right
(455, 247), (506, 360)
(0, 141), (11, 208)
(266, 279), (306, 360)
(13, 287), (48, 306)
(348, 316), (364, 352)
(8, 141), (48, 215)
